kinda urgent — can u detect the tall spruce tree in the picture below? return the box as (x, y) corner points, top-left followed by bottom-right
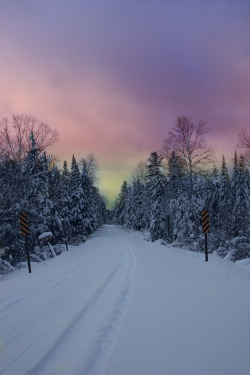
(68, 155), (85, 236)
(167, 151), (185, 199)
(21, 134), (53, 246)
(146, 151), (166, 241)
(115, 181), (128, 225)
(217, 155), (232, 239)
(130, 179), (148, 230)
(232, 155), (250, 236)
(81, 161), (96, 234)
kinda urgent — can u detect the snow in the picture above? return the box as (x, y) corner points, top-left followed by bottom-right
(38, 232), (53, 240)
(1, 225), (250, 375)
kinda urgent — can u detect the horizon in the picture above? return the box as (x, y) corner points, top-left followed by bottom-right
(1, 0), (249, 203)
(56, 139), (244, 209)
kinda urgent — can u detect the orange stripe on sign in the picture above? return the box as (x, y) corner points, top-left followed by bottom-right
(202, 223), (210, 232)
(20, 218), (28, 225)
(20, 226), (29, 234)
(19, 212), (28, 220)
(20, 220), (29, 229)
(201, 216), (209, 225)
(202, 211), (209, 218)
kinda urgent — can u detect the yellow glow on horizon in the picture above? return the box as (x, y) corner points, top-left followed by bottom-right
(99, 168), (133, 208)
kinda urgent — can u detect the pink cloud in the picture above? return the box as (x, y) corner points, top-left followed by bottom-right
(0, 0), (249, 201)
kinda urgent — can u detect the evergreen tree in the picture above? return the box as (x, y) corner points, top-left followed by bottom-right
(21, 134), (53, 246)
(70, 155), (81, 190)
(0, 158), (25, 263)
(203, 168), (219, 229)
(170, 192), (193, 240)
(146, 151), (166, 241)
(124, 185), (133, 228)
(167, 151), (185, 199)
(217, 155), (232, 239)
(60, 160), (71, 233)
(68, 155), (86, 236)
(190, 175), (206, 238)
(81, 162), (96, 234)
(47, 165), (65, 241)
(130, 179), (148, 230)
(232, 155), (250, 236)
(115, 181), (128, 225)
(62, 160), (70, 189)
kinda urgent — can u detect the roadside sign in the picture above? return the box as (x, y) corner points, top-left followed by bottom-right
(201, 210), (209, 262)
(201, 209), (210, 233)
(18, 212), (31, 273)
(19, 212), (29, 236)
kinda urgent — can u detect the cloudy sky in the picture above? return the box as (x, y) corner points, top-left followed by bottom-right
(0, 0), (249, 202)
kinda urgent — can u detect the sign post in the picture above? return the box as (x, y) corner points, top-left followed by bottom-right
(201, 209), (210, 262)
(167, 215), (170, 238)
(19, 212), (31, 273)
(61, 219), (68, 252)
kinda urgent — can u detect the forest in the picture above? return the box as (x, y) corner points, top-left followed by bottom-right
(113, 116), (250, 262)
(0, 114), (249, 274)
(0, 115), (108, 274)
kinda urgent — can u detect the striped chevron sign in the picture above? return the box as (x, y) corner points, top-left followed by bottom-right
(19, 212), (29, 236)
(201, 209), (210, 234)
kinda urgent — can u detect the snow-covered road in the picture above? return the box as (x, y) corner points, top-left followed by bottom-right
(1, 225), (250, 375)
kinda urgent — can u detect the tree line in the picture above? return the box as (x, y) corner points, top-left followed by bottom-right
(113, 116), (250, 262)
(0, 115), (108, 274)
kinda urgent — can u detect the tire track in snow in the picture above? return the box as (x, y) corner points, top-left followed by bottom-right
(23, 246), (125, 375)
(1, 232), (120, 375)
(1, 227), (136, 375)
(0, 239), (103, 320)
(74, 238), (136, 375)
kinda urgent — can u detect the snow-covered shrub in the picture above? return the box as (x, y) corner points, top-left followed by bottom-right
(0, 258), (15, 275)
(69, 235), (86, 246)
(30, 254), (43, 262)
(216, 237), (250, 262)
(225, 237), (250, 262)
(53, 244), (66, 255)
(16, 262), (27, 269)
(34, 245), (52, 260)
(216, 247), (228, 258)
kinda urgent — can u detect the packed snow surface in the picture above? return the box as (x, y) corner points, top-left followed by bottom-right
(1, 225), (250, 375)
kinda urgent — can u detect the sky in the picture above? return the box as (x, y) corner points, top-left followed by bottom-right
(0, 0), (250, 204)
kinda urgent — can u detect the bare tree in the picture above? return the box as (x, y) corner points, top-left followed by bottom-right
(0, 114), (58, 162)
(132, 161), (148, 185)
(163, 116), (215, 191)
(79, 153), (99, 184)
(238, 129), (250, 166)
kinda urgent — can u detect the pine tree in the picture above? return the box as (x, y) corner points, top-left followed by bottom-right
(203, 168), (219, 230)
(115, 181), (128, 225)
(124, 185), (133, 228)
(146, 151), (166, 241)
(68, 155), (86, 236)
(0, 158), (25, 263)
(62, 160), (70, 189)
(167, 151), (185, 199)
(217, 155), (233, 239)
(70, 155), (81, 190)
(47, 165), (65, 241)
(21, 134), (53, 246)
(129, 179), (148, 230)
(232, 154), (250, 236)
(81, 162), (96, 234)
(170, 192), (193, 240)
(190, 175), (206, 239)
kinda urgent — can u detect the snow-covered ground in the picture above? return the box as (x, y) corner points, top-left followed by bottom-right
(1, 225), (250, 375)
